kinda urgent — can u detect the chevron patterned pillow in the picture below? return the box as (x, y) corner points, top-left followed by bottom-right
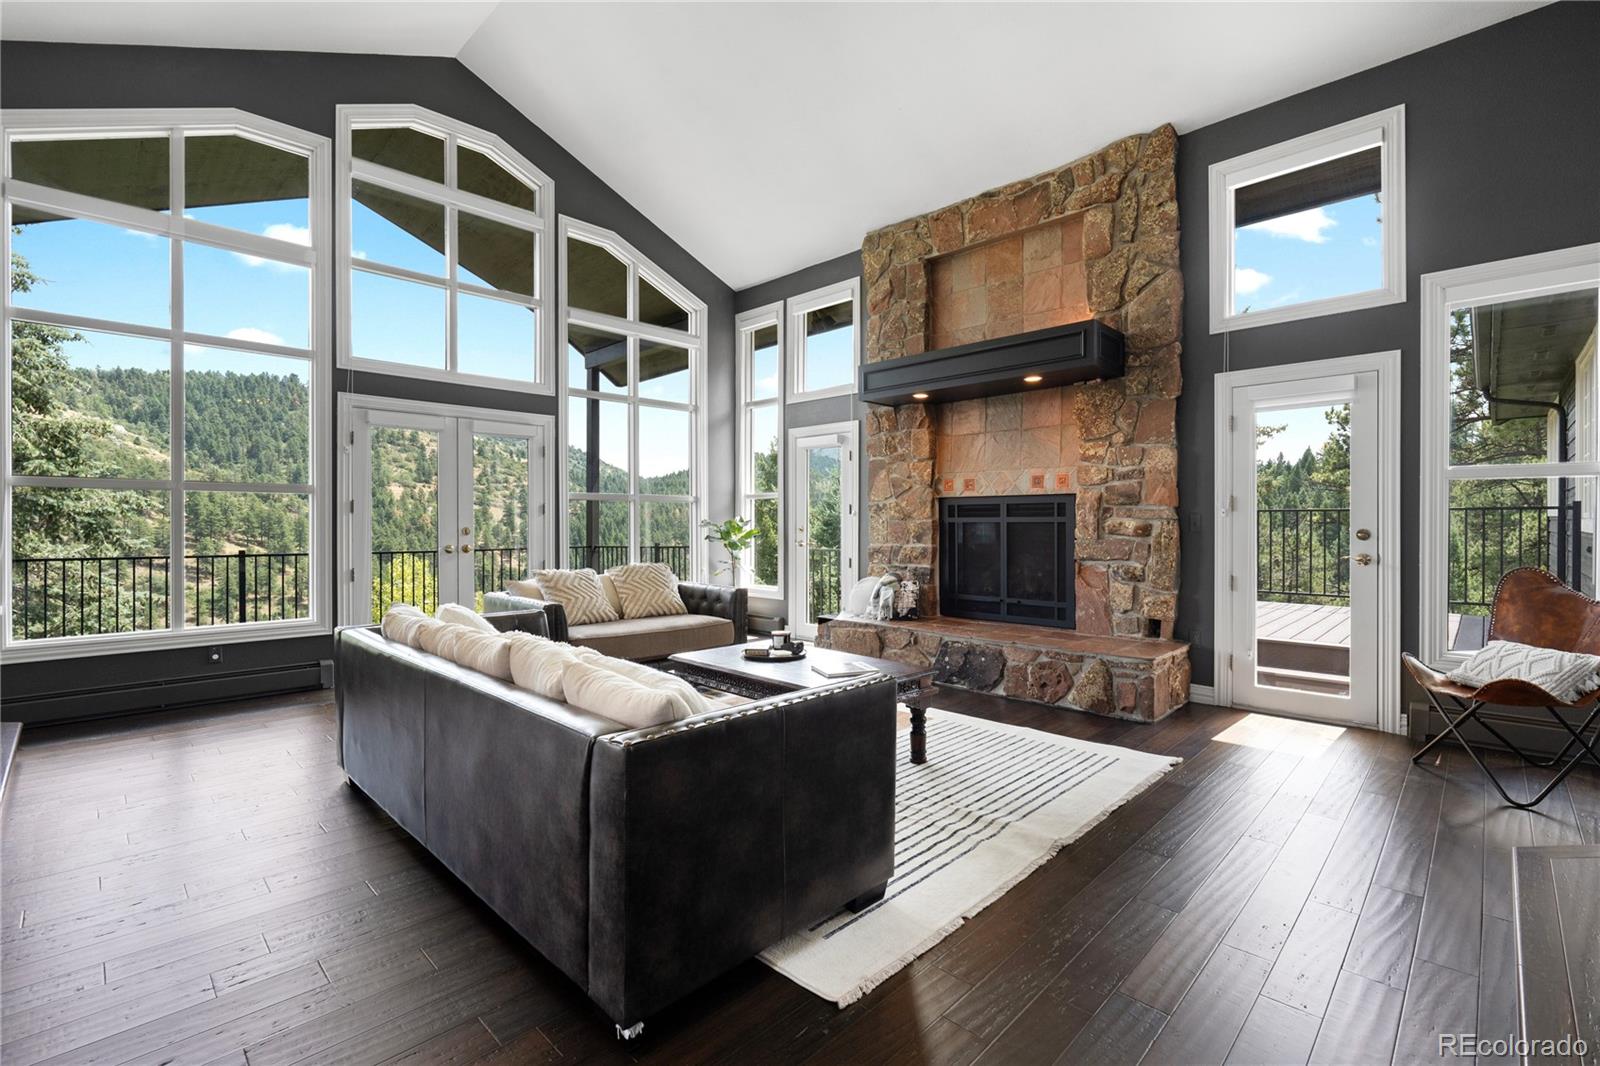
(534, 568), (622, 626)
(1447, 640), (1600, 703)
(607, 563), (688, 619)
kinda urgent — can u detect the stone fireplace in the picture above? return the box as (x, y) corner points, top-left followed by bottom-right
(821, 124), (1190, 721)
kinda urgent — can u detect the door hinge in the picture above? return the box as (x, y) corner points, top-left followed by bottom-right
(1228, 495), (1237, 512)
(538, 503), (547, 515)
(1227, 653), (1235, 670)
(1228, 415), (1236, 431)
(1229, 574), (1236, 591)
(349, 430), (355, 445)
(540, 445), (547, 458)
(348, 568), (355, 582)
(348, 499), (355, 514)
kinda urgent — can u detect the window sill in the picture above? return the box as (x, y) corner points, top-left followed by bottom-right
(1210, 285), (1405, 335)
(0, 617), (332, 663)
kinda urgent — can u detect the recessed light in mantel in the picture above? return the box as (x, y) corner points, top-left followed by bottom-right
(912, 392), (930, 401)
(1023, 374), (1044, 384)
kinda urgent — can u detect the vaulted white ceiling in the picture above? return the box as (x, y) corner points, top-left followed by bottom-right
(3, 1), (1545, 289)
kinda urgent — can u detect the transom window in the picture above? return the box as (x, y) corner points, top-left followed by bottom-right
(561, 219), (704, 578)
(1210, 106), (1405, 333)
(2, 108), (331, 659)
(788, 279), (859, 400)
(1420, 245), (1599, 667)
(336, 105), (555, 392)
(737, 304), (783, 590)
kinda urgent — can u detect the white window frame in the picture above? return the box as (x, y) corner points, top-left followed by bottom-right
(736, 302), (784, 595)
(1, 107), (333, 661)
(1209, 105), (1406, 334)
(1418, 243), (1600, 671)
(335, 104), (557, 394)
(787, 277), (860, 401)
(558, 217), (707, 580)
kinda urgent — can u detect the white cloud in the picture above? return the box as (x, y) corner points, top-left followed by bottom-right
(225, 327), (284, 346)
(1361, 236), (1378, 248)
(1234, 267), (1272, 296)
(1244, 206), (1336, 244)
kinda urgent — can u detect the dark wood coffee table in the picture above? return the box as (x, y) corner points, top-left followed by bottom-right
(667, 644), (937, 763)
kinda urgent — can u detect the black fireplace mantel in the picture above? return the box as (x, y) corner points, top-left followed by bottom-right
(860, 319), (1124, 407)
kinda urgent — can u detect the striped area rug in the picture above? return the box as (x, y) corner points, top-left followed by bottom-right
(760, 707), (1179, 1006)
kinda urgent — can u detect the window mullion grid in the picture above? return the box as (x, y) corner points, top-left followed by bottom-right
(169, 126), (187, 634)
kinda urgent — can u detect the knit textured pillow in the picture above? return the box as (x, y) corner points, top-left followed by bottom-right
(607, 563), (688, 620)
(534, 568), (621, 626)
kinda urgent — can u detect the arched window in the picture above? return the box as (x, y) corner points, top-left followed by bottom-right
(2, 108), (331, 657)
(335, 105), (555, 391)
(561, 218), (705, 578)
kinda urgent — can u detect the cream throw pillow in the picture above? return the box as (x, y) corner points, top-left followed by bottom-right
(507, 577), (545, 600)
(435, 603), (498, 633)
(381, 604), (428, 645)
(563, 657), (686, 730)
(606, 563), (687, 620)
(572, 647), (711, 717)
(448, 629), (513, 680)
(534, 568), (621, 625)
(416, 619), (465, 659)
(505, 632), (584, 700)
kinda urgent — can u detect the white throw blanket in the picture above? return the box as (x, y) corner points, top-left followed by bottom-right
(1446, 640), (1600, 703)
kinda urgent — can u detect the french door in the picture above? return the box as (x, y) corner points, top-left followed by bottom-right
(788, 423), (858, 640)
(1216, 354), (1399, 729)
(341, 397), (551, 625)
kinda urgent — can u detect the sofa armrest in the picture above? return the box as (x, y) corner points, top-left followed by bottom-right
(677, 582), (747, 643)
(482, 608), (551, 637)
(483, 591), (568, 642)
(585, 675), (896, 1025)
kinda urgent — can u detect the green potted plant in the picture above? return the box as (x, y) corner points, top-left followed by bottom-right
(701, 516), (759, 586)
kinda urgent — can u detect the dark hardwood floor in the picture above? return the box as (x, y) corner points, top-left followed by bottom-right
(3, 686), (1598, 1065)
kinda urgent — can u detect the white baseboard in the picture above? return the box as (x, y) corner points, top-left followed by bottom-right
(1188, 683), (1218, 707)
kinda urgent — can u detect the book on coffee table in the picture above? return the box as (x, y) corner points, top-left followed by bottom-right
(810, 660), (878, 679)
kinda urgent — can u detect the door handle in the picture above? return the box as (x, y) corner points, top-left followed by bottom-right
(443, 545), (454, 554)
(1340, 553), (1374, 566)
(460, 544), (473, 554)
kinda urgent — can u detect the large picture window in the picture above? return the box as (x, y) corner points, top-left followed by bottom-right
(1420, 245), (1599, 667)
(737, 304), (783, 590)
(3, 109), (332, 658)
(1209, 106), (1405, 333)
(561, 219), (704, 578)
(336, 105), (555, 392)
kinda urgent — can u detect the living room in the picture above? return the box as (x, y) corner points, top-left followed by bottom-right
(1, 2), (1598, 1063)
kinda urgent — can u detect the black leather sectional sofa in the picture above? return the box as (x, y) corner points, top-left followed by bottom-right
(334, 609), (896, 1033)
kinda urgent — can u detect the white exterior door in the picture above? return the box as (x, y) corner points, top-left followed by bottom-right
(1218, 357), (1397, 728)
(341, 397), (551, 625)
(787, 423), (858, 640)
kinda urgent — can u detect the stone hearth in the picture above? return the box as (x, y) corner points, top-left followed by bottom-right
(820, 616), (1190, 722)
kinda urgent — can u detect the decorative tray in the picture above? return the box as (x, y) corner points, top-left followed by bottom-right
(744, 646), (806, 661)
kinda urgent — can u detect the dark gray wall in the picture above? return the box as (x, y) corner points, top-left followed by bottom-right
(731, 251), (865, 625)
(1174, 0), (1600, 686)
(1, 41), (736, 719)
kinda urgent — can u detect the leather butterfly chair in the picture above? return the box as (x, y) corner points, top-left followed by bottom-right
(1403, 567), (1600, 810)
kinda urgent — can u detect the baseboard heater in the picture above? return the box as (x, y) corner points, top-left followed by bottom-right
(3, 660), (331, 727)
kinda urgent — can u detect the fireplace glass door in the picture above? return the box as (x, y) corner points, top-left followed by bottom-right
(940, 496), (1075, 626)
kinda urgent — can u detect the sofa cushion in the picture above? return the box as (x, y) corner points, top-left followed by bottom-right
(507, 577), (545, 600)
(535, 568), (622, 626)
(416, 619), (468, 659)
(562, 657), (686, 730)
(505, 631), (583, 700)
(448, 628), (513, 681)
(381, 603), (428, 645)
(436, 602), (498, 633)
(568, 613), (735, 660)
(572, 647), (711, 717)
(606, 563), (688, 620)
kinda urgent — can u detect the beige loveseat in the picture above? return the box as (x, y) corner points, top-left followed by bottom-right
(482, 581), (747, 660)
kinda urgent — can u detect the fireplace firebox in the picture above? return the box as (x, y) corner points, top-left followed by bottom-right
(938, 495), (1076, 628)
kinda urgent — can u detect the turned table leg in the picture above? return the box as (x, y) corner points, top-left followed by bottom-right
(903, 685), (929, 765)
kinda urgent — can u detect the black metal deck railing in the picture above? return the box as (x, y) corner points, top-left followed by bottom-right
(808, 546), (842, 620)
(11, 544), (698, 638)
(1256, 502), (1585, 612)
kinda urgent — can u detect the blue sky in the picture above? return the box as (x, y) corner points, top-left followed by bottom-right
(13, 198), (536, 382)
(1233, 194), (1382, 314)
(1257, 403), (1341, 465)
(805, 324), (853, 392)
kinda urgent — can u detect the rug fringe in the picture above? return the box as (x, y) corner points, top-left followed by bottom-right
(833, 913), (968, 1007)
